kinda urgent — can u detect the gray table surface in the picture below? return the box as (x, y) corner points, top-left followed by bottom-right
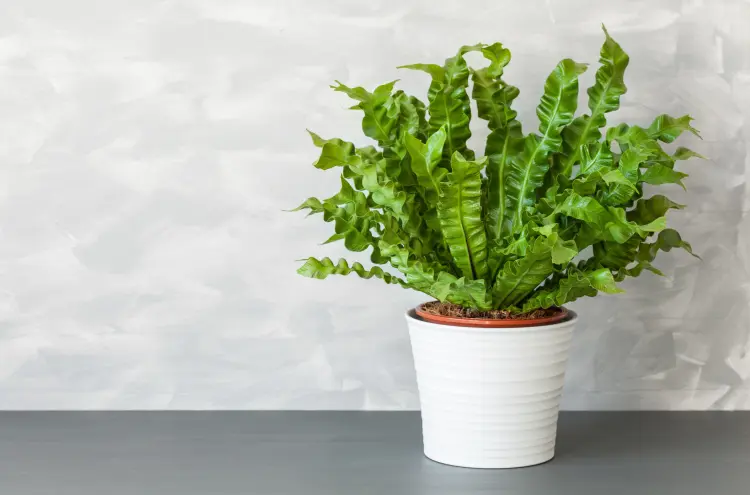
(0, 411), (748, 494)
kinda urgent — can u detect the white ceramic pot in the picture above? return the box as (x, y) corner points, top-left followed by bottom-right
(405, 309), (577, 469)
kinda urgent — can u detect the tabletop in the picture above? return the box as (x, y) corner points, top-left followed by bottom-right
(0, 411), (748, 494)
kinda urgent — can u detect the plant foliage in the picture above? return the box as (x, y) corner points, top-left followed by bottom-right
(293, 27), (702, 313)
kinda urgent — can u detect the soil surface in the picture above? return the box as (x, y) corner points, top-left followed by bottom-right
(419, 301), (563, 320)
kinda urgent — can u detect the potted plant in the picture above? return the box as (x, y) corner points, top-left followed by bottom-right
(292, 26), (701, 469)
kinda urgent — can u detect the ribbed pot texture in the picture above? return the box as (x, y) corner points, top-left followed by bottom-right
(406, 309), (577, 469)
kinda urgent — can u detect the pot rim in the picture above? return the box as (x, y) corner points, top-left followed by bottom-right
(408, 305), (577, 330)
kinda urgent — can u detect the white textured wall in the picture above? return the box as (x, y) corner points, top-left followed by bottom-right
(1, 0), (748, 410)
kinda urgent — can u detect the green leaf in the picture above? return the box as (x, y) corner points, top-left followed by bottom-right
(602, 169), (636, 188)
(438, 152), (490, 280)
(639, 228), (699, 261)
(399, 45), (481, 167)
(306, 134), (415, 225)
(559, 25), (629, 177)
(381, 244), (491, 308)
(298, 257), (407, 286)
(332, 80), (399, 145)
(481, 42), (512, 77)
(292, 177), (381, 255)
(607, 126), (688, 182)
(507, 59), (587, 231)
(404, 127), (448, 205)
(471, 44), (513, 129)
(555, 192), (664, 243)
(307, 131), (356, 170)
(647, 114), (701, 143)
(533, 224), (579, 265)
(380, 243), (445, 287)
(592, 235), (642, 270)
(598, 147), (646, 205)
(600, 172), (639, 207)
(552, 238), (578, 265)
(618, 146), (647, 183)
(397, 63), (445, 81)
(578, 142), (615, 176)
(485, 123), (523, 240)
(574, 167), (636, 198)
(587, 267), (624, 293)
(432, 273), (493, 309)
(612, 228), (699, 281)
(291, 196), (324, 215)
(471, 45), (523, 241)
(352, 159), (409, 217)
(521, 267), (622, 311)
(641, 164), (688, 189)
(627, 195), (684, 224)
(606, 123), (631, 146)
(391, 91), (423, 143)
(588, 26), (630, 114)
(673, 147), (706, 161)
(491, 236), (556, 307)
(408, 95), (429, 138)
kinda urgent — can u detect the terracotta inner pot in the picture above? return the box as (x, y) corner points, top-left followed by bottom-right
(415, 304), (569, 328)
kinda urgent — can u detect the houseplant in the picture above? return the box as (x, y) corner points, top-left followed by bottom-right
(293, 27), (701, 468)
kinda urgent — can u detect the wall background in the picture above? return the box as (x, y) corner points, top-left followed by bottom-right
(0, 0), (749, 410)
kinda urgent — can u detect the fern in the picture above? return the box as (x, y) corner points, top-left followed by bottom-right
(294, 26), (702, 313)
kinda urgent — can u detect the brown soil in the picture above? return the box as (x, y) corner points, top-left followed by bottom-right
(419, 301), (563, 321)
